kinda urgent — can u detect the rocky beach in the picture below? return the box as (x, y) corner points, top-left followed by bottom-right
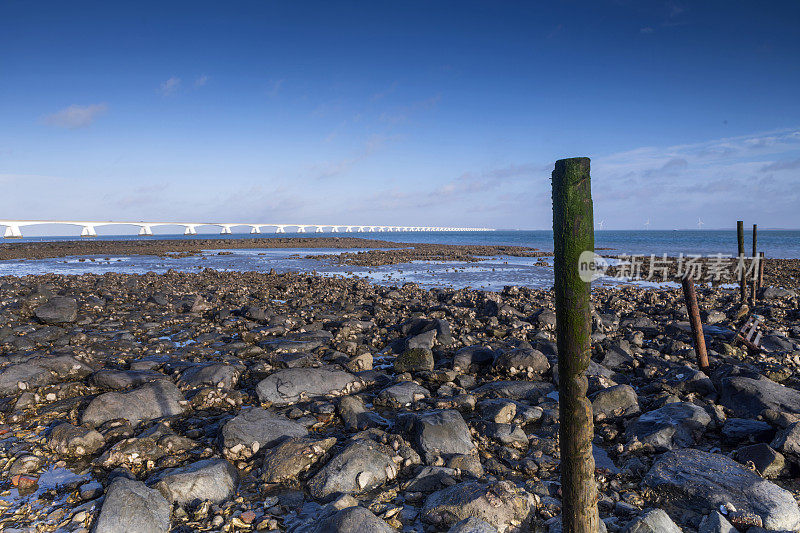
(0, 239), (799, 533)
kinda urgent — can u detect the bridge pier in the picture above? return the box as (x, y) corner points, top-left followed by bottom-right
(331, 226), (339, 233)
(81, 225), (97, 238)
(138, 225), (154, 236)
(315, 226), (324, 233)
(297, 226), (306, 233)
(250, 225), (261, 234)
(3, 225), (22, 238)
(220, 225), (232, 235)
(184, 225), (197, 235)
(276, 226), (286, 234)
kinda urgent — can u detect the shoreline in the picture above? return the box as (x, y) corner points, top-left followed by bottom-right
(0, 269), (798, 531)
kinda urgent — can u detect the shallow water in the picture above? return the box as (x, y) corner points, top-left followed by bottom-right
(0, 248), (657, 291)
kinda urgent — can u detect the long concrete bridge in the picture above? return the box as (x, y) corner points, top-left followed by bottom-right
(0, 220), (494, 238)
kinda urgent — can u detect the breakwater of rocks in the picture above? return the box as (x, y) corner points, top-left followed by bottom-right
(1, 267), (799, 532)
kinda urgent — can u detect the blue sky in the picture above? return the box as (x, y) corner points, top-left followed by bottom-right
(1, 0), (799, 231)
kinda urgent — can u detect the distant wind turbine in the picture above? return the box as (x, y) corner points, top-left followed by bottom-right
(644, 218), (650, 230)
(597, 219), (605, 230)
(697, 218), (704, 230)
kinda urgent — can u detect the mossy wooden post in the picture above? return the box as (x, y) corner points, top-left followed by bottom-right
(552, 157), (599, 533)
(752, 224), (758, 258)
(737, 221), (746, 302)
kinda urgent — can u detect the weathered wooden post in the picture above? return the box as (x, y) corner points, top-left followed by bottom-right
(750, 224), (759, 305)
(758, 252), (765, 290)
(552, 157), (600, 532)
(681, 275), (710, 372)
(737, 221), (746, 302)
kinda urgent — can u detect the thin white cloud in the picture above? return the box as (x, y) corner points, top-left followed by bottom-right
(267, 78), (285, 98)
(159, 77), (181, 96)
(194, 75), (209, 88)
(43, 103), (108, 129)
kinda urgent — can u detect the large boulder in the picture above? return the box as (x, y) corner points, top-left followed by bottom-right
(422, 480), (535, 532)
(82, 381), (186, 427)
(492, 348), (550, 374)
(0, 362), (55, 396)
(95, 478), (171, 533)
(592, 384), (639, 421)
(34, 296), (77, 324)
(220, 407), (307, 460)
(307, 439), (398, 499)
(255, 367), (362, 406)
(262, 437), (337, 484)
(402, 409), (477, 463)
(153, 458), (238, 506)
(622, 509), (682, 532)
(626, 402), (711, 450)
(308, 506), (396, 533)
(720, 376), (800, 418)
(644, 448), (800, 531)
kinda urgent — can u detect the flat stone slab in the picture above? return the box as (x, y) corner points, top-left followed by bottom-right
(626, 402), (711, 451)
(82, 381), (186, 427)
(255, 367), (362, 406)
(422, 480), (535, 532)
(720, 376), (800, 418)
(153, 458), (238, 506)
(221, 407), (307, 460)
(307, 439), (397, 499)
(644, 448), (800, 531)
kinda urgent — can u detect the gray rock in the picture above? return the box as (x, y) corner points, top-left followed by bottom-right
(473, 380), (554, 401)
(644, 448), (800, 531)
(406, 329), (437, 351)
(698, 512), (736, 533)
(453, 346), (495, 372)
(622, 509), (682, 532)
(761, 334), (796, 352)
(0, 362), (55, 395)
(394, 348), (435, 373)
(154, 458), (238, 506)
(262, 437), (337, 483)
(720, 376), (800, 418)
(93, 369), (169, 390)
(599, 343), (635, 370)
(403, 466), (459, 492)
(48, 423), (105, 456)
(448, 517), (498, 533)
(307, 439), (398, 499)
(762, 287), (797, 299)
(771, 421), (800, 456)
(422, 480), (535, 532)
(309, 506), (396, 533)
(178, 363), (242, 390)
(492, 348), (549, 374)
(404, 409), (477, 463)
(338, 396), (388, 430)
(737, 443), (785, 478)
(82, 381), (186, 427)
(256, 367), (361, 406)
(592, 384), (639, 421)
(720, 418), (773, 441)
(34, 296), (77, 324)
(95, 478), (171, 533)
(626, 402), (711, 450)
(377, 381), (431, 406)
(221, 407), (307, 459)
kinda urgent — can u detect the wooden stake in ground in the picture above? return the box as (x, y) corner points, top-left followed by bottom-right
(752, 224), (758, 258)
(758, 252), (765, 291)
(551, 157), (600, 533)
(737, 221), (746, 302)
(681, 275), (710, 372)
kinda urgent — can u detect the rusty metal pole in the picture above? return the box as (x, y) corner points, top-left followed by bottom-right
(681, 275), (710, 372)
(737, 221), (746, 302)
(552, 157), (600, 533)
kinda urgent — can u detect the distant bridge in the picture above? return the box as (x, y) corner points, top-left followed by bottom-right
(0, 220), (494, 238)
